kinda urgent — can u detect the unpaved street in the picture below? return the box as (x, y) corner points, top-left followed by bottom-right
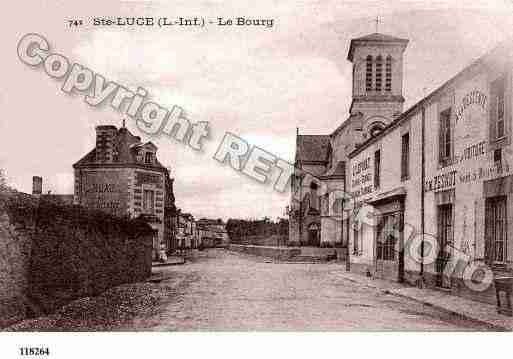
(9, 249), (493, 331)
(131, 250), (491, 331)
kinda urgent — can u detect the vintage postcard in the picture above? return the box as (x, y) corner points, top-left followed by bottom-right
(1, 0), (512, 357)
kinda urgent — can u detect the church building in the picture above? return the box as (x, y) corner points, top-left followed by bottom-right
(290, 28), (513, 305)
(289, 32), (409, 248)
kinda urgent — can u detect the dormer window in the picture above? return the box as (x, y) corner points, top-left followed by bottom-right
(144, 152), (154, 164)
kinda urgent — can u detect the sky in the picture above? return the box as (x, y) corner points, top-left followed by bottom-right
(1, 0), (513, 220)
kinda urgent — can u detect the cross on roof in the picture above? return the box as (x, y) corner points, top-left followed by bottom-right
(374, 16), (380, 33)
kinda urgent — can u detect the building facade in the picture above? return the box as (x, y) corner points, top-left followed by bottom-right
(289, 33), (409, 248)
(348, 40), (513, 304)
(196, 218), (229, 248)
(73, 124), (177, 260)
(177, 212), (198, 249)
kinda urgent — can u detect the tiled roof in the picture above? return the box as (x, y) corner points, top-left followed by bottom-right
(348, 32), (408, 61)
(352, 32), (408, 43)
(296, 135), (331, 163)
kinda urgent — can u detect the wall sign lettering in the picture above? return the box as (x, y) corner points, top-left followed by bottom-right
(455, 90), (487, 122)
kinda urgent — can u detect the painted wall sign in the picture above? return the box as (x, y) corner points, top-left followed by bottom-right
(351, 156), (373, 198)
(80, 171), (126, 216)
(459, 161), (511, 184)
(352, 157), (371, 176)
(351, 185), (373, 198)
(424, 170), (458, 192)
(455, 90), (487, 122)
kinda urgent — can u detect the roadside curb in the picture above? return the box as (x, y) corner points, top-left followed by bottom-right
(336, 271), (512, 331)
(152, 258), (186, 267)
(386, 289), (509, 331)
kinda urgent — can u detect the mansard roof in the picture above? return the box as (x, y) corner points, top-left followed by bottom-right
(347, 32), (409, 61)
(295, 135), (331, 163)
(73, 126), (167, 172)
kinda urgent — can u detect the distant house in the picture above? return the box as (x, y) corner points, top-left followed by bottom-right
(196, 218), (229, 248)
(177, 212), (197, 249)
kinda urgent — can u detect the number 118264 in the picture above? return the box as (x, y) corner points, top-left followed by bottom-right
(19, 347), (50, 356)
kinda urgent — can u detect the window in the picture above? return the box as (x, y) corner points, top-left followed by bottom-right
(310, 183), (319, 210)
(375, 56), (383, 92)
(385, 56), (392, 92)
(374, 150), (381, 189)
(491, 76), (506, 140)
(365, 56), (373, 92)
(353, 222), (359, 254)
(401, 133), (410, 180)
(376, 213), (400, 261)
(144, 152), (154, 164)
(439, 108), (452, 164)
(485, 197), (507, 264)
(143, 189), (155, 214)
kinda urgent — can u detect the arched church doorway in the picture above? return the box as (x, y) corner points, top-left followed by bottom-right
(307, 223), (320, 247)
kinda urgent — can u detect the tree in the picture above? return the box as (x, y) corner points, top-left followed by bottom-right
(0, 168), (9, 193)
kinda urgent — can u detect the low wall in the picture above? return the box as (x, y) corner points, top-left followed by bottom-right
(233, 235), (288, 247)
(228, 244), (301, 261)
(0, 194), (153, 328)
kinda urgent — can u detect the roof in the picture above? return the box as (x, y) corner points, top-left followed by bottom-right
(321, 160), (345, 179)
(296, 135), (331, 163)
(348, 32), (409, 61)
(352, 33), (409, 43)
(73, 126), (167, 171)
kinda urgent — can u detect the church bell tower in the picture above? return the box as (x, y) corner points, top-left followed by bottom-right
(347, 32), (408, 138)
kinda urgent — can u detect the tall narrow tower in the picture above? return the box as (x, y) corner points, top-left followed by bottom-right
(347, 33), (408, 138)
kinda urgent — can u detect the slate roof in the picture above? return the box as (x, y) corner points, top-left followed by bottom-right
(296, 135), (331, 163)
(347, 32), (409, 61)
(73, 126), (167, 171)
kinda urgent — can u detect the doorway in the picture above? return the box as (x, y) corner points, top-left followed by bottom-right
(436, 204), (453, 288)
(307, 223), (320, 247)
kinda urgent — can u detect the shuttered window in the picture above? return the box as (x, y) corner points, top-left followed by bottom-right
(485, 197), (507, 264)
(374, 150), (381, 189)
(143, 189), (155, 214)
(401, 133), (409, 180)
(375, 56), (383, 92)
(491, 76), (506, 140)
(365, 56), (373, 92)
(385, 56), (392, 92)
(439, 108), (452, 165)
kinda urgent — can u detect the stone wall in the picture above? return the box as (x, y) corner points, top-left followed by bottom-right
(237, 235), (288, 247)
(228, 244), (301, 261)
(0, 194), (153, 328)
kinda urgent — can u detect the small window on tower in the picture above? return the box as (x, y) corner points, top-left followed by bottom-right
(365, 55), (373, 92)
(375, 55), (383, 92)
(385, 56), (392, 92)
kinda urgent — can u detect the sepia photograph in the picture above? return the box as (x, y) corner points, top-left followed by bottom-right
(1, 0), (513, 357)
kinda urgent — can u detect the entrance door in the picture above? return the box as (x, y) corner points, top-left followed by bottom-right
(436, 204), (453, 288)
(375, 211), (404, 281)
(307, 223), (320, 247)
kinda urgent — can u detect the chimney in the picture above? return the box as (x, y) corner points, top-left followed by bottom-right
(32, 176), (42, 195)
(95, 125), (117, 163)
